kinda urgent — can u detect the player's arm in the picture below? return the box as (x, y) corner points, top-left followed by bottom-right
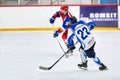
(80, 18), (96, 30)
(84, 18), (96, 30)
(49, 11), (60, 24)
(53, 27), (64, 38)
(87, 21), (96, 30)
(53, 23), (70, 38)
(53, 16), (70, 38)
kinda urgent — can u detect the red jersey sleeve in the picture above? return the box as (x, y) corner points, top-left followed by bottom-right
(52, 11), (60, 18)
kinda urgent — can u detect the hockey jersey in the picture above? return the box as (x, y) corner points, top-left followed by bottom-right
(52, 11), (73, 33)
(70, 18), (96, 50)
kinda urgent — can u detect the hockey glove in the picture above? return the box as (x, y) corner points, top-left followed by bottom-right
(49, 17), (55, 24)
(53, 31), (59, 38)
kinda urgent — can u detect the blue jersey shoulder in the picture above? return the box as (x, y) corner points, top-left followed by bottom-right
(71, 19), (96, 31)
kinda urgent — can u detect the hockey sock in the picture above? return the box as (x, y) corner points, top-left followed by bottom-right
(80, 52), (87, 63)
(92, 56), (102, 66)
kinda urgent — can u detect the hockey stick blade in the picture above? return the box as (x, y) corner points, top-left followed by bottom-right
(39, 53), (66, 70)
(39, 66), (51, 70)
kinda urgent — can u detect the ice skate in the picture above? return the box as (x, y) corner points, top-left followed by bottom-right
(78, 61), (88, 70)
(65, 46), (75, 58)
(99, 63), (108, 71)
(65, 49), (73, 58)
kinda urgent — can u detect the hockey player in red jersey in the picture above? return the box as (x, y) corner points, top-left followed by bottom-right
(49, 5), (75, 55)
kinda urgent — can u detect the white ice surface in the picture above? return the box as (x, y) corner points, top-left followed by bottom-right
(0, 31), (120, 80)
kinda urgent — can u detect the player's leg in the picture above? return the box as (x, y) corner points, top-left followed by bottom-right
(92, 53), (108, 70)
(66, 33), (75, 53)
(85, 43), (108, 70)
(78, 46), (88, 70)
(62, 29), (75, 57)
(62, 29), (76, 53)
(65, 33), (76, 58)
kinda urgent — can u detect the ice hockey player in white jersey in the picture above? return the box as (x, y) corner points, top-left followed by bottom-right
(66, 16), (108, 71)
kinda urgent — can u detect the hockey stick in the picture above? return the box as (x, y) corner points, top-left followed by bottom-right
(39, 52), (66, 70)
(39, 40), (66, 70)
(39, 41), (78, 70)
(39, 25), (67, 70)
(39, 25), (78, 70)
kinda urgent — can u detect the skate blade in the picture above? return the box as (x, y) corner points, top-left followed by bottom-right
(78, 66), (87, 71)
(100, 68), (109, 71)
(65, 53), (73, 58)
